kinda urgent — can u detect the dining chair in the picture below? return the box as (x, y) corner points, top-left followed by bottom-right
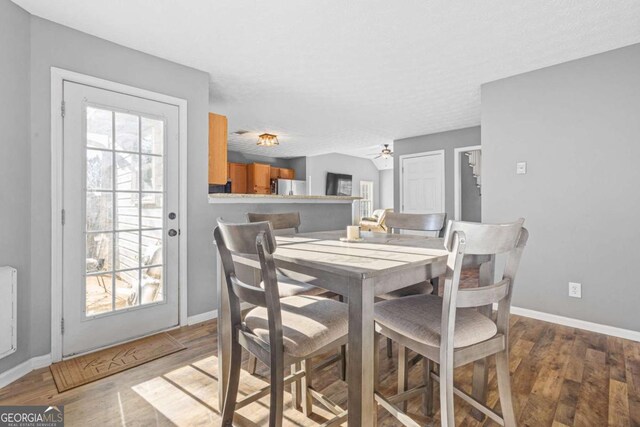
(246, 212), (346, 381)
(215, 219), (349, 427)
(373, 219), (528, 426)
(379, 212), (447, 360)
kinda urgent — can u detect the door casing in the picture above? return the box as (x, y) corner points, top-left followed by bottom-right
(50, 67), (188, 362)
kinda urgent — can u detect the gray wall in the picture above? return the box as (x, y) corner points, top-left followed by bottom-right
(379, 169), (394, 209)
(393, 126), (481, 220)
(306, 153), (380, 209)
(28, 17), (210, 357)
(0, 0), (31, 373)
(287, 157), (307, 181)
(482, 43), (640, 331)
(460, 152), (481, 222)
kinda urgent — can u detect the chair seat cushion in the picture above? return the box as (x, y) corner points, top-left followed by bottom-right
(245, 295), (348, 358)
(378, 281), (434, 300)
(375, 294), (497, 348)
(260, 272), (326, 297)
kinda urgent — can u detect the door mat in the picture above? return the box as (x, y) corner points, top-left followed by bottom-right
(50, 333), (186, 392)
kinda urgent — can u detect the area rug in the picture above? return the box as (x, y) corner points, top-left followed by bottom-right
(50, 333), (186, 392)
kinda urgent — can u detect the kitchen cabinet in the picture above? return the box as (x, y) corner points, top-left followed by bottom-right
(247, 163), (271, 194)
(208, 113), (228, 185)
(269, 167), (295, 180)
(228, 162), (247, 194)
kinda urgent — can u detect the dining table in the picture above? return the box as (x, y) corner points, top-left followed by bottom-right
(216, 229), (494, 426)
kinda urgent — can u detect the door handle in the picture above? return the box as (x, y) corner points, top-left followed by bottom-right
(168, 229), (178, 237)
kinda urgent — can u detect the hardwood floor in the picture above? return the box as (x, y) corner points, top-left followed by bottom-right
(1, 271), (638, 426)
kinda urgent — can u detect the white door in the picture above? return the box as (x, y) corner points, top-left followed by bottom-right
(401, 151), (445, 214)
(62, 81), (180, 357)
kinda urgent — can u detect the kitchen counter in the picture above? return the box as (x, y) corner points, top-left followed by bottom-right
(208, 194), (361, 204)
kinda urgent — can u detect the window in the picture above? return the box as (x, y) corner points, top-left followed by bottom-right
(359, 181), (374, 219)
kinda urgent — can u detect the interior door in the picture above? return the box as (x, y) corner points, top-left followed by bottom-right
(401, 151), (445, 215)
(62, 81), (180, 357)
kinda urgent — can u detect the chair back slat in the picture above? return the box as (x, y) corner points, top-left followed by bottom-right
(230, 275), (267, 307)
(247, 212), (301, 233)
(456, 279), (510, 308)
(215, 220), (280, 309)
(218, 219), (277, 255)
(385, 212), (446, 236)
(443, 219), (524, 255)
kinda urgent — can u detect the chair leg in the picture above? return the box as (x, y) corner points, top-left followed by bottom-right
(386, 338), (393, 358)
(291, 362), (301, 410)
(221, 340), (242, 427)
(269, 356), (285, 427)
(496, 349), (517, 426)
(439, 354), (455, 427)
(248, 353), (257, 374)
(301, 358), (314, 417)
(374, 332), (380, 391)
(422, 357), (434, 416)
(340, 345), (347, 381)
(398, 345), (409, 411)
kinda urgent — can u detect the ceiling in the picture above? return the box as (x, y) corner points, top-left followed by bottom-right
(14, 0), (640, 165)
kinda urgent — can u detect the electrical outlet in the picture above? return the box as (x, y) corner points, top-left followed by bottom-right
(568, 282), (582, 298)
(516, 162), (527, 174)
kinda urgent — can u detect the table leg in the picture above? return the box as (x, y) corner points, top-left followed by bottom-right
(347, 278), (376, 426)
(216, 250), (232, 412)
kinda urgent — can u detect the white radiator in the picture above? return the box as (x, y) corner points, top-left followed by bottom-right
(0, 267), (17, 359)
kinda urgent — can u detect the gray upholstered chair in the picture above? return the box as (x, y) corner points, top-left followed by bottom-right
(215, 219), (348, 426)
(373, 219), (528, 426)
(378, 212), (447, 359)
(246, 212), (347, 381)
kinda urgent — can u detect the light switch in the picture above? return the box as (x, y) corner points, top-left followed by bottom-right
(516, 162), (527, 175)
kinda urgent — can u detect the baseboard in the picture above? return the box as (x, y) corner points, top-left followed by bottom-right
(186, 303), (253, 326)
(510, 306), (640, 342)
(0, 354), (52, 390)
(187, 310), (217, 326)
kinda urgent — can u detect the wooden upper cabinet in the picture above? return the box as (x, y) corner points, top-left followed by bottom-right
(280, 168), (295, 180)
(269, 167), (295, 180)
(228, 162), (247, 194)
(208, 113), (228, 185)
(247, 163), (271, 194)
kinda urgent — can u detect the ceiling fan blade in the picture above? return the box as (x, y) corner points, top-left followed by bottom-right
(374, 154), (382, 159)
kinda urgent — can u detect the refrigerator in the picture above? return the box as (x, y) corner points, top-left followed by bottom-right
(275, 179), (307, 196)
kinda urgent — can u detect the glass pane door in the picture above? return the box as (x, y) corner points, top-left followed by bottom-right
(84, 106), (166, 317)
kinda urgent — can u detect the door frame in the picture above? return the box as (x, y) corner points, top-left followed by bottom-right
(50, 67), (189, 362)
(398, 150), (445, 213)
(453, 145), (481, 220)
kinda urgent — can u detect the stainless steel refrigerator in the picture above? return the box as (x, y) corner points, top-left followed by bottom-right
(275, 179), (307, 196)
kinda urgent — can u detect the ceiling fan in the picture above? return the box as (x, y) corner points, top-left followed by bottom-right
(371, 144), (393, 159)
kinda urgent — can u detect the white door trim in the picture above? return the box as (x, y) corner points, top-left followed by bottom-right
(398, 150), (445, 213)
(453, 145), (481, 221)
(50, 67), (189, 362)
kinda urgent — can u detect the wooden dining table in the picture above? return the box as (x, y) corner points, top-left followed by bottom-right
(216, 230), (494, 426)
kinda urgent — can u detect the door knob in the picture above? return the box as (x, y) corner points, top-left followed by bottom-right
(168, 229), (178, 237)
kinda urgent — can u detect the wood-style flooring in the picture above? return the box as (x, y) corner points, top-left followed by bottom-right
(1, 270), (639, 426)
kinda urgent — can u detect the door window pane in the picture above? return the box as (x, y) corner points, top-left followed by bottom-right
(86, 232), (113, 273)
(115, 231), (139, 271)
(86, 149), (113, 190)
(115, 112), (139, 152)
(141, 194), (163, 228)
(141, 155), (163, 191)
(116, 153), (139, 191)
(141, 230), (162, 267)
(142, 117), (164, 155)
(86, 192), (113, 232)
(142, 266), (163, 304)
(86, 273), (113, 316)
(86, 107), (112, 149)
(115, 192), (139, 230)
(115, 269), (140, 310)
